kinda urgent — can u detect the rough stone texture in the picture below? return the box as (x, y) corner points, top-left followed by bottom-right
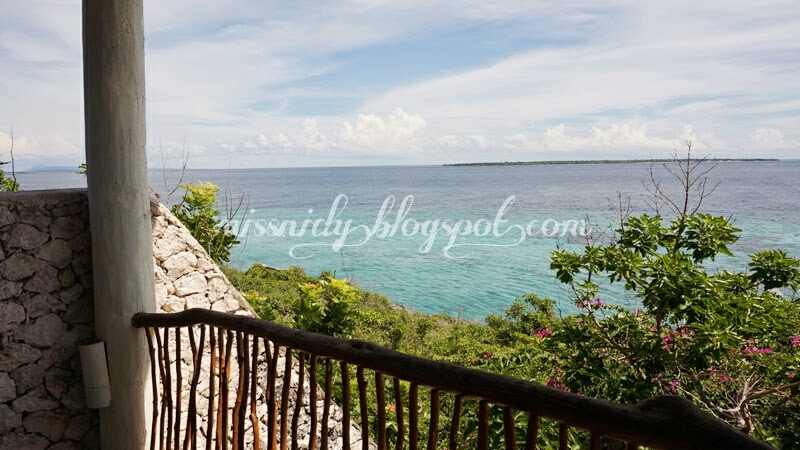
(25, 293), (66, 318)
(0, 280), (23, 300)
(5, 223), (49, 251)
(1, 190), (365, 449)
(10, 363), (45, 395)
(0, 431), (50, 450)
(36, 239), (72, 268)
(12, 385), (60, 412)
(0, 342), (42, 372)
(0, 190), (100, 449)
(23, 410), (68, 441)
(0, 403), (22, 432)
(63, 413), (92, 441)
(0, 372), (15, 403)
(0, 252), (41, 281)
(150, 201), (369, 450)
(0, 300), (25, 333)
(173, 271), (208, 296)
(24, 264), (62, 294)
(17, 313), (65, 347)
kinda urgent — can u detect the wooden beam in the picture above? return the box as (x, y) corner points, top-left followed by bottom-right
(83, 0), (155, 448)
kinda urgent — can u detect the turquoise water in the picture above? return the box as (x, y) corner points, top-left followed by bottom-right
(18, 161), (800, 319)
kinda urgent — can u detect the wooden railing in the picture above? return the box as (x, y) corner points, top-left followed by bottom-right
(132, 309), (773, 450)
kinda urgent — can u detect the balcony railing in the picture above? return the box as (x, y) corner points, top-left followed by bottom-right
(132, 308), (773, 450)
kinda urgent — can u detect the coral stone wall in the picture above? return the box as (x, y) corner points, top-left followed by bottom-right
(151, 200), (368, 449)
(0, 189), (99, 450)
(1, 189), (365, 449)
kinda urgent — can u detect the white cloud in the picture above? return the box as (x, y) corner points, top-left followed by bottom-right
(235, 108), (426, 157)
(748, 128), (789, 149)
(338, 108), (427, 153)
(741, 127), (800, 154)
(501, 123), (718, 153)
(0, 131), (78, 161)
(2, 0), (800, 167)
(661, 101), (726, 116)
(434, 134), (491, 151)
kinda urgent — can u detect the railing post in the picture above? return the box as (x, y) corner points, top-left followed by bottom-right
(83, 0), (155, 448)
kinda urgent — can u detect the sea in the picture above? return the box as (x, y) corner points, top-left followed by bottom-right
(16, 160), (800, 320)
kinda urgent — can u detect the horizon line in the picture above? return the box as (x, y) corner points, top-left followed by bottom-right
(17, 157), (798, 173)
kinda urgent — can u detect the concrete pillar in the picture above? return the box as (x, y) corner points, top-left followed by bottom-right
(82, 0), (155, 448)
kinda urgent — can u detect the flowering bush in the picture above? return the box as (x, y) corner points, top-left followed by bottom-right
(548, 210), (800, 446)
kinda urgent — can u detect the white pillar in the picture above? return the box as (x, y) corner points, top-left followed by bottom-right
(82, 0), (155, 448)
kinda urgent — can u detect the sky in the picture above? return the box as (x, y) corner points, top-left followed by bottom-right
(1, 0), (799, 169)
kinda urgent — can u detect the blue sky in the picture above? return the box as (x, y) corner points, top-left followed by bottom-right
(1, 0), (799, 169)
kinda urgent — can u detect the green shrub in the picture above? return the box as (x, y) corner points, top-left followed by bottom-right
(0, 168), (19, 192)
(171, 182), (239, 264)
(293, 275), (359, 337)
(222, 264), (312, 324)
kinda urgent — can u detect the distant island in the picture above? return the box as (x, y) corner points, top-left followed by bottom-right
(444, 158), (779, 167)
(21, 165), (79, 173)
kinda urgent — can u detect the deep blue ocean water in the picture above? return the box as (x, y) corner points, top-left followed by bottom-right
(18, 160), (800, 319)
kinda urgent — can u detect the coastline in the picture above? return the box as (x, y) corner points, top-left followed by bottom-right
(443, 158), (779, 167)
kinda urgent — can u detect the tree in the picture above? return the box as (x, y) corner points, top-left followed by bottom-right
(546, 145), (800, 446)
(171, 182), (240, 264)
(1, 128), (20, 192)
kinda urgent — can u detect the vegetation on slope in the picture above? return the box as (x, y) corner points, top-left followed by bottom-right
(178, 148), (800, 447)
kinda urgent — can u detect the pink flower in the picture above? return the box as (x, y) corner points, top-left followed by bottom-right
(669, 380), (679, 394)
(743, 344), (774, 356)
(579, 297), (604, 310)
(546, 378), (567, 390)
(634, 309), (642, 317)
(790, 336), (800, 347)
(786, 372), (794, 379)
(718, 374), (730, 383)
(533, 328), (552, 338)
(481, 352), (493, 359)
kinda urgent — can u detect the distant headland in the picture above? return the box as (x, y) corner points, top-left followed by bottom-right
(443, 158), (779, 167)
(20, 165), (79, 173)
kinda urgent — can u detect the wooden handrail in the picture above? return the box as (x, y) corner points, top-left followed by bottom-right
(133, 308), (773, 450)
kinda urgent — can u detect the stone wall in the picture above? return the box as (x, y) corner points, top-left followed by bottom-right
(151, 200), (367, 449)
(0, 189), (99, 450)
(1, 189), (365, 449)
